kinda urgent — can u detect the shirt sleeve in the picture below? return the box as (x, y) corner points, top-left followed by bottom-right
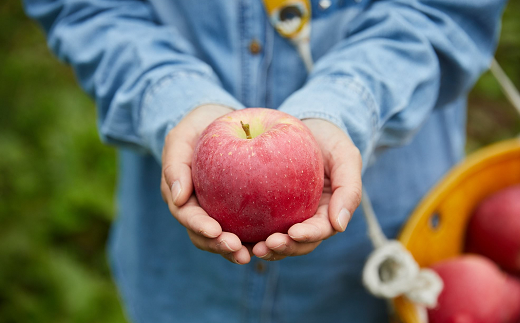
(278, 0), (507, 167)
(23, 0), (245, 161)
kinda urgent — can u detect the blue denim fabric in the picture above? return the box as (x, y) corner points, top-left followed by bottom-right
(24, 0), (506, 322)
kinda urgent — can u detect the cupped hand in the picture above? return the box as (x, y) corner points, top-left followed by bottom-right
(161, 104), (252, 265)
(252, 118), (362, 261)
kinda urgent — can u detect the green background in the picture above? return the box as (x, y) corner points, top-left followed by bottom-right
(0, 1), (519, 322)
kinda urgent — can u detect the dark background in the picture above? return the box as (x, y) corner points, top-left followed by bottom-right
(0, 1), (519, 322)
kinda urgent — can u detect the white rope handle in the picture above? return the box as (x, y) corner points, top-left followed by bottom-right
(360, 189), (387, 248)
(490, 58), (520, 117)
(293, 31), (444, 309)
(360, 59), (520, 309)
(276, 4), (520, 313)
(360, 190), (443, 308)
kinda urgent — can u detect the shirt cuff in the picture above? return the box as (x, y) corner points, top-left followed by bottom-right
(139, 72), (245, 162)
(278, 76), (379, 168)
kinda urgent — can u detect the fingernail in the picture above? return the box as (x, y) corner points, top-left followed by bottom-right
(288, 234), (299, 241)
(259, 251), (272, 259)
(337, 208), (351, 232)
(171, 181), (181, 205)
(219, 240), (237, 252)
(288, 228), (308, 242)
(200, 230), (219, 239)
(231, 255), (242, 265)
(272, 242), (286, 252)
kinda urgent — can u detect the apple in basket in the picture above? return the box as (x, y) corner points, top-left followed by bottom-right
(466, 184), (520, 274)
(191, 108), (324, 243)
(428, 255), (520, 323)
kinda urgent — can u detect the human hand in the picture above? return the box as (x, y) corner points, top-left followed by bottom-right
(161, 104), (253, 265)
(252, 118), (362, 261)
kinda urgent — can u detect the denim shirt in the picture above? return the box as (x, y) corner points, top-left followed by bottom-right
(25, 0), (505, 322)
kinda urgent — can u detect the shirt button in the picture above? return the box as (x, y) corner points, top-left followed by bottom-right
(255, 261), (267, 274)
(249, 39), (262, 55)
(319, 0), (332, 10)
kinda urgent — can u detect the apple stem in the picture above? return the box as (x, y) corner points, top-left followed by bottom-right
(240, 121), (252, 139)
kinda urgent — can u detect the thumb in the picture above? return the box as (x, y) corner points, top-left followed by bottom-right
(161, 104), (236, 207)
(303, 119), (362, 233)
(327, 141), (362, 232)
(162, 129), (195, 207)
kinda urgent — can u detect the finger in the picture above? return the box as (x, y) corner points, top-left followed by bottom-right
(188, 231), (242, 254)
(287, 204), (336, 242)
(252, 241), (279, 260)
(253, 234), (321, 260)
(162, 129), (195, 207)
(327, 141), (362, 232)
(188, 230), (251, 265)
(169, 196), (222, 238)
(221, 245), (251, 265)
(266, 233), (321, 256)
(252, 241), (288, 261)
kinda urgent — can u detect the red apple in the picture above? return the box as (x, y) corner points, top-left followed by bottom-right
(428, 255), (520, 323)
(502, 275), (520, 323)
(191, 108), (324, 243)
(466, 184), (520, 274)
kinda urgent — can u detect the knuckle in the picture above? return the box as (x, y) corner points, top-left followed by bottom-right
(162, 164), (175, 182)
(213, 240), (224, 253)
(187, 214), (204, 232)
(277, 241), (297, 256)
(309, 223), (323, 240)
(213, 239), (231, 254)
(209, 242), (221, 254)
(286, 247), (298, 257)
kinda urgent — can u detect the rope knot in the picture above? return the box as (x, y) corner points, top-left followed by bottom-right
(362, 240), (443, 308)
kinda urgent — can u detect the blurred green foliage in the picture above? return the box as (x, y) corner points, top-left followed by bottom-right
(0, 1), (125, 322)
(467, 0), (520, 151)
(0, 0), (519, 322)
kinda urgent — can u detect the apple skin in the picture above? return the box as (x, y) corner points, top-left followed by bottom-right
(466, 184), (520, 274)
(428, 255), (520, 323)
(191, 108), (324, 243)
(502, 275), (520, 323)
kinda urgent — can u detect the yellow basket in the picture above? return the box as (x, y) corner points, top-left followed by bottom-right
(392, 138), (520, 323)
